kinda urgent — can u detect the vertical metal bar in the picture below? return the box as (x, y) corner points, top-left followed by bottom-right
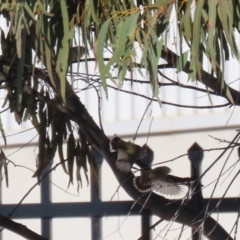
(90, 147), (103, 240)
(41, 166), (52, 239)
(140, 145), (154, 240)
(91, 216), (101, 240)
(41, 218), (51, 240)
(188, 142), (204, 240)
(90, 168), (101, 240)
(141, 212), (151, 240)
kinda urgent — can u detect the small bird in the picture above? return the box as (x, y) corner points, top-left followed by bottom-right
(109, 134), (146, 172)
(133, 166), (195, 196)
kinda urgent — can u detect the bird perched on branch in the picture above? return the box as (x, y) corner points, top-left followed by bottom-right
(109, 134), (147, 172)
(133, 166), (196, 196)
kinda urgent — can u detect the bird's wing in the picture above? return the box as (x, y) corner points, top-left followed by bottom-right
(133, 176), (152, 192)
(109, 143), (116, 152)
(109, 135), (120, 152)
(133, 176), (186, 196)
(152, 179), (185, 196)
(115, 149), (132, 172)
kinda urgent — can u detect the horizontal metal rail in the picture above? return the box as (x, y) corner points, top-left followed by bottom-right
(0, 198), (239, 219)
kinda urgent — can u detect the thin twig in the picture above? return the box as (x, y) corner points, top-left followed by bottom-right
(104, 192), (151, 240)
(200, 131), (240, 180)
(133, 98), (153, 141)
(8, 152), (81, 218)
(151, 145), (238, 167)
(6, 133), (39, 158)
(137, 219), (164, 240)
(158, 70), (218, 96)
(208, 135), (240, 145)
(92, 83), (104, 131)
(146, 117), (154, 145)
(75, 77), (231, 109)
(0, 107), (10, 114)
(177, 224), (185, 240)
(201, 134), (240, 238)
(100, 82), (231, 109)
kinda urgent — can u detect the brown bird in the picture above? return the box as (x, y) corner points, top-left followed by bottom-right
(109, 134), (146, 172)
(133, 166), (195, 196)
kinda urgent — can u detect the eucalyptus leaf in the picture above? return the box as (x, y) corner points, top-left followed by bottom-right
(67, 132), (76, 187)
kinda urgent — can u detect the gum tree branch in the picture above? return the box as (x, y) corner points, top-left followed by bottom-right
(14, 25), (234, 240)
(0, 215), (47, 240)
(30, 68), (232, 240)
(160, 49), (240, 105)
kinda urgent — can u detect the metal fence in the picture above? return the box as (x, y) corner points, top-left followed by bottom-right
(0, 142), (239, 240)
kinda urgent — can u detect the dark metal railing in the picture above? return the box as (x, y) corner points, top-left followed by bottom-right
(0, 142), (239, 239)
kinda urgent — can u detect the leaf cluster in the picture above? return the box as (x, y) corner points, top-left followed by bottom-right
(94, 0), (240, 103)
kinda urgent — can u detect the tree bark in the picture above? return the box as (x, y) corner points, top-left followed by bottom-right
(49, 75), (232, 240)
(0, 215), (47, 240)
(21, 27), (237, 239)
